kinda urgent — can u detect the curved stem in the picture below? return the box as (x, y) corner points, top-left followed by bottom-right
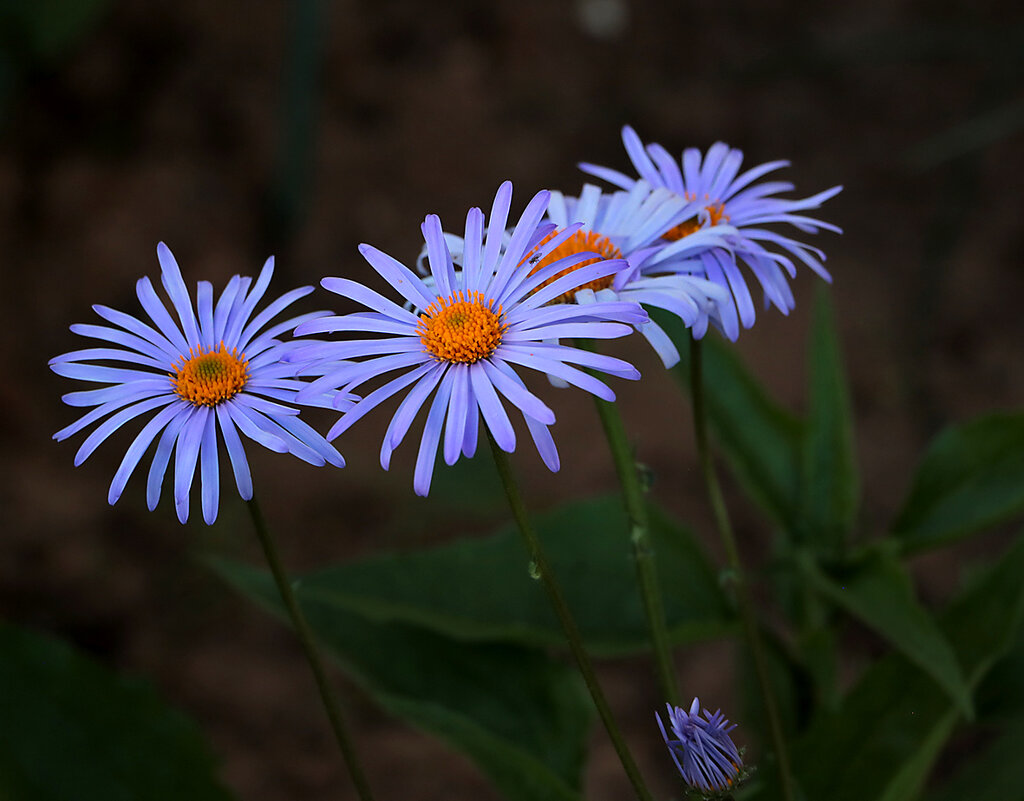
(487, 434), (654, 801)
(689, 337), (795, 801)
(246, 497), (376, 801)
(590, 392), (680, 706)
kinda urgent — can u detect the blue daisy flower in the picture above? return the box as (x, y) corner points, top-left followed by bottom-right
(51, 243), (345, 525)
(539, 180), (735, 364)
(291, 181), (648, 496)
(657, 698), (743, 794)
(581, 125), (842, 337)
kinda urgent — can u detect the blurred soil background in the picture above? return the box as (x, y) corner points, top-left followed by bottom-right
(1, 0), (1023, 798)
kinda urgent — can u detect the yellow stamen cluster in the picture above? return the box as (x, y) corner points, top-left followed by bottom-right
(526, 229), (623, 304)
(418, 291), (507, 364)
(171, 342), (249, 407)
(662, 198), (728, 242)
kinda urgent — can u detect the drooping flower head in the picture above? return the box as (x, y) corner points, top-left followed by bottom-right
(538, 181), (735, 364)
(51, 243), (345, 525)
(581, 126), (842, 338)
(291, 181), (648, 496)
(657, 698), (743, 795)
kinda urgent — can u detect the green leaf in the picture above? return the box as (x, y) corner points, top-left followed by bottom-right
(800, 545), (973, 717)
(798, 289), (858, 548)
(932, 718), (1024, 801)
(287, 495), (733, 656)
(892, 413), (1024, 552)
(976, 604), (1024, 723)
(651, 308), (804, 529)
(0, 623), (232, 801)
(750, 534), (1024, 801)
(211, 560), (591, 801)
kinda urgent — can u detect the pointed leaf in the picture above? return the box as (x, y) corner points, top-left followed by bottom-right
(798, 289), (858, 548)
(0, 623), (232, 801)
(750, 534), (1024, 801)
(210, 560), (591, 801)
(800, 545), (972, 717)
(893, 413), (1024, 552)
(290, 495), (733, 656)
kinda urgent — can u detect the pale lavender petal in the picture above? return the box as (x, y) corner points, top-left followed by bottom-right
(200, 409), (220, 525)
(60, 380), (169, 410)
(50, 347), (168, 372)
(636, 319), (680, 368)
(295, 312), (412, 337)
(622, 126), (662, 187)
(492, 361), (559, 471)
(645, 143), (684, 193)
(224, 257), (274, 346)
(69, 322), (171, 364)
(413, 369), (454, 496)
(55, 385), (168, 440)
(357, 244), (436, 311)
(108, 401), (187, 504)
(461, 207), (486, 294)
(481, 359), (554, 424)
(147, 407), (193, 511)
(213, 275), (246, 344)
(74, 395), (176, 466)
(135, 276), (191, 356)
(443, 364), (470, 466)
(275, 413), (344, 468)
(488, 189), (550, 300)
(469, 362), (514, 452)
(93, 304), (180, 361)
(461, 392), (479, 458)
(496, 346), (617, 400)
(157, 242), (202, 346)
(51, 363), (162, 385)
(329, 361), (435, 441)
(216, 403), (253, 500)
(578, 161), (635, 191)
(503, 322), (633, 343)
(481, 180), (513, 278)
(173, 407), (208, 523)
(223, 400), (289, 453)
(382, 363), (447, 463)
(422, 214), (457, 299)
(236, 285), (313, 353)
(316, 277), (420, 324)
(197, 280), (215, 348)
(245, 311), (331, 360)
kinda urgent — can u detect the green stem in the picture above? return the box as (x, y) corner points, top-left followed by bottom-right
(246, 497), (376, 801)
(487, 435), (654, 801)
(590, 392), (680, 706)
(688, 337), (795, 801)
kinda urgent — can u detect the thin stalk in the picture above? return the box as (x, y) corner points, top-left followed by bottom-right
(689, 337), (795, 801)
(246, 497), (376, 801)
(487, 434), (654, 801)
(590, 391), (680, 706)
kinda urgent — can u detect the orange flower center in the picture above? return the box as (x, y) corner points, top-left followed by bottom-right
(171, 343), (249, 407)
(526, 229), (623, 304)
(662, 199), (728, 241)
(418, 291), (507, 363)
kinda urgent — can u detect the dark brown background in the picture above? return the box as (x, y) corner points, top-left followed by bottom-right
(3, 0), (1023, 798)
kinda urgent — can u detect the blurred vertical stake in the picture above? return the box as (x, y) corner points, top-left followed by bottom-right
(265, 0), (326, 255)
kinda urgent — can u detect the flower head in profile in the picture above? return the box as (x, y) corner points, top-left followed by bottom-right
(292, 181), (648, 496)
(581, 125), (842, 338)
(657, 698), (744, 795)
(538, 181), (734, 364)
(51, 243), (344, 525)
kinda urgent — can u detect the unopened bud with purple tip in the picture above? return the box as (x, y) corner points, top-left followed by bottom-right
(657, 698), (744, 796)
